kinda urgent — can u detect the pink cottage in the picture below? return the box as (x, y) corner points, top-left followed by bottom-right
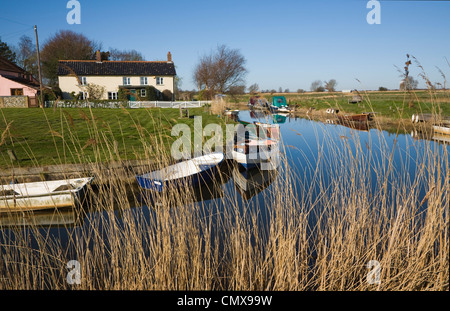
(0, 55), (40, 107)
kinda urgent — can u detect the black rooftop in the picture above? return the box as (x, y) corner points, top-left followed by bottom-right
(57, 60), (176, 76)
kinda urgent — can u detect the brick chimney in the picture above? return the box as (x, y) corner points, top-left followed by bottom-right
(167, 51), (172, 62)
(96, 50), (102, 62)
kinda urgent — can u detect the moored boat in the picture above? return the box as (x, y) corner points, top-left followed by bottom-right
(0, 177), (94, 212)
(231, 138), (280, 170)
(136, 153), (225, 192)
(432, 125), (450, 135)
(336, 113), (370, 122)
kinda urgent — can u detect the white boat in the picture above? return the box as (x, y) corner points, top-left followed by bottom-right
(136, 153), (224, 192)
(0, 177), (94, 212)
(432, 125), (450, 135)
(232, 138), (280, 170)
(277, 107), (290, 113)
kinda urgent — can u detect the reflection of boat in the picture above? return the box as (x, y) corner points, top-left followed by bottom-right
(411, 128), (450, 145)
(0, 207), (81, 228)
(253, 122), (280, 140)
(140, 166), (232, 207)
(249, 110), (269, 119)
(0, 177), (94, 212)
(432, 125), (450, 135)
(238, 120), (280, 140)
(432, 134), (450, 144)
(336, 119), (369, 131)
(337, 113), (370, 122)
(136, 153), (225, 192)
(273, 113), (289, 124)
(232, 166), (278, 200)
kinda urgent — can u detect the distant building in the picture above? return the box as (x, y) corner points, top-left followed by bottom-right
(0, 55), (40, 107)
(57, 51), (176, 100)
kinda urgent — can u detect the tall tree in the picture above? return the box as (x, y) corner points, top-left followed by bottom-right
(248, 83), (259, 94)
(109, 48), (145, 61)
(324, 79), (337, 92)
(310, 80), (324, 92)
(41, 30), (100, 85)
(193, 45), (247, 99)
(16, 35), (38, 78)
(0, 37), (16, 63)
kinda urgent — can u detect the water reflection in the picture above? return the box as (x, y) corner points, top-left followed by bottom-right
(232, 166), (278, 200)
(0, 207), (83, 228)
(0, 109), (447, 238)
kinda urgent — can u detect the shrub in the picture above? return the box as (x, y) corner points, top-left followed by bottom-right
(162, 89), (173, 101)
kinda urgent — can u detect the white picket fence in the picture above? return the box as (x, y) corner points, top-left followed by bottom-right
(129, 101), (211, 109)
(45, 100), (212, 109)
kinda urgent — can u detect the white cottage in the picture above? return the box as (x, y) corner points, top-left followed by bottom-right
(57, 51), (176, 100)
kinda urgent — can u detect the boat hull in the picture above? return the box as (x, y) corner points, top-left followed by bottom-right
(136, 153), (224, 192)
(337, 113), (369, 122)
(136, 165), (221, 192)
(432, 125), (450, 135)
(232, 141), (280, 170)
(0, 177), (93, 212)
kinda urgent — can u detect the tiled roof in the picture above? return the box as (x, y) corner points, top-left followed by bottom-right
(0, 55), (28, 74)
(1, 75), (40, 89)
(57, 60), (176, 76)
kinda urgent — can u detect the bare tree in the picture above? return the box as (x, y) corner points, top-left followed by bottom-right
(248, 83), (259, 94)
(193, 45), (247, 99)
(324, 79), (337, 92)
(310, 80), (323, 92)
(108, 48), (145, 61)
(16, 35), (38, 78)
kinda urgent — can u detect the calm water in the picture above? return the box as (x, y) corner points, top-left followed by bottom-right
(1, 109), (448, 254)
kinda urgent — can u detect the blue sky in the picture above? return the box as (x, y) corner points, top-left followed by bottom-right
(1, 0), (449, 91)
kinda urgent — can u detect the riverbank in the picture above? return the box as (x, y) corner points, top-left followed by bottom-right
(225, 89), (450, 121)
(0, 107), (228, 169)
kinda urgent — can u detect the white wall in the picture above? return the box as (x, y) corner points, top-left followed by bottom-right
(58, 75), (174, 99)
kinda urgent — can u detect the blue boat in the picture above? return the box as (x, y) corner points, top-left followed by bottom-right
(136, 153), (225, 192)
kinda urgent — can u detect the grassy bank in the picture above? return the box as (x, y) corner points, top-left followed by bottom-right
(227, 90), (450, 120)
(0, 107), (227, 169)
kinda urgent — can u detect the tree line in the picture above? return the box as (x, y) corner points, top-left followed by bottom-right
(0, 30), (145, 86)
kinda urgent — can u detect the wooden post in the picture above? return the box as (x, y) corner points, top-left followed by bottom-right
(34, 25), (44, 108)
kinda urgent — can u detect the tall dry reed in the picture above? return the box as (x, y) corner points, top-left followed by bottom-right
(0, 95), (448, 291)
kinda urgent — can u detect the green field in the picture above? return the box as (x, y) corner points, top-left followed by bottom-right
(0, 107), (228, 168)
(229, 90), (450, 119)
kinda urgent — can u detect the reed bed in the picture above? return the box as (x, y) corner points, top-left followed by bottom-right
(0, 97), (448, 291)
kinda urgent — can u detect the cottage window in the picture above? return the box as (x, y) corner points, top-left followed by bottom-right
(81, 91), (88, 100)
(156, 77), (164, 85)
(80, 77), (87, 85)
(140, 77), (148, 85)
(123, 77), (131, 85)
(108, 92), (118, 100)
(140, 89), (146, 97)
(10, 88), (24, 96)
